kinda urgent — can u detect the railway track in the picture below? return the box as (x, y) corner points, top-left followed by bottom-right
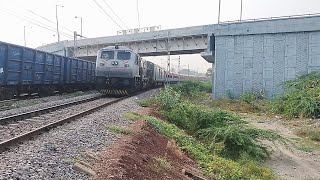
(0, 90), (145, 152)
(0, 95), (104, 124)
(0, 94), (118, 152)
(0, 99), (18, 111)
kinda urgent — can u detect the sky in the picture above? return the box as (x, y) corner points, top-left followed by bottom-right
(0, 0), (320, 73)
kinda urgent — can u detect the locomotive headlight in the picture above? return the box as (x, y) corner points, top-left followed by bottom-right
(100, 63), (105, 66)
(124, 64), (129, 67)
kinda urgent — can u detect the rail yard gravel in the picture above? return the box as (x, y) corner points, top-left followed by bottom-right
(0, 97), (117, 142)
(0, 89), (158, 180)
(0, 91), (101, 118)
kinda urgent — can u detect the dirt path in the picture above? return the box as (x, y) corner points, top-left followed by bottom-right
(245, 115), (320, 180)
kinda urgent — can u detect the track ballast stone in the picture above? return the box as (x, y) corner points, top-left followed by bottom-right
(0, 89), (158, 179)
(0, 91), (101, 118)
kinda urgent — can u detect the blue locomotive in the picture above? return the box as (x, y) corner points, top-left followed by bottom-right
(0, 41), (95, 100)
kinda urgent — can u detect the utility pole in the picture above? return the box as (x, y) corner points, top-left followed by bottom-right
(240, 0), (243, 21)
(56, 5), (63, 42)
(166, 31), (171, 88)
(73, 31), (77, 58)
(75, 16), (83, 39)
(23, 26), (26, 47)
(178, 56), (181, 81)
(218, 0), (222, 23)
(136, 0), (141, 28)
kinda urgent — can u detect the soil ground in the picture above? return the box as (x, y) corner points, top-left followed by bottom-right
(243, 114), (320, 180)
(94, 108), (206, 180)
(94, 106), (320, 180)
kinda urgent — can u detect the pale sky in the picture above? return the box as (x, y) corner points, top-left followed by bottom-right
(1, 0), (320, 73)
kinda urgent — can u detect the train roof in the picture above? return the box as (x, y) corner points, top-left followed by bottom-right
(100, 45), (132, 51)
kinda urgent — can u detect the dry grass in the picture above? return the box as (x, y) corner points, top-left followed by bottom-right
(166, 140), (183, 159)
(106, 125), (134, 135)
(149, 156), (172, 174)
(123, 112), (143, 121)
(209, 99), (268, 114)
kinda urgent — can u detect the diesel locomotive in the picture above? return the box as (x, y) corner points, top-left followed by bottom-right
(95, 45), (179, 95)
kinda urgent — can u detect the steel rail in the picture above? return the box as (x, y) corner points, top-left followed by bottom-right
(0, 95), (103, 124)
(0, 95), (129, 152)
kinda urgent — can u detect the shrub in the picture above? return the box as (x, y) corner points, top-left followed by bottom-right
(172, 80), (212, 97)
(165, 102), (243, 134)
(149, 156), (172, 174)
(155, 87), (181, 110)
(240, 91), (266, 111)
(146, 117), (276, 179)
(270, 72), (320, 118)
(196, 125), (281, 161)
(137, 98), (156, 107)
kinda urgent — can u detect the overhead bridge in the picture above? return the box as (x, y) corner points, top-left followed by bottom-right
(38, 14), (320, 99)
(37, 25), (215, 62)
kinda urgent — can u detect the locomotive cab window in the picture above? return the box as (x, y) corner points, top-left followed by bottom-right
(117, 51), (131, 60)
(101, 51), (114, 60)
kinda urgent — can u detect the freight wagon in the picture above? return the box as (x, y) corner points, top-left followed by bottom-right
(0, 41), (95, 100)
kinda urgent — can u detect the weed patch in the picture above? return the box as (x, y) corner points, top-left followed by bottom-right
(138, 98), (156, 107)
(297, 128), (320, 142)
(155, 88), (181, 110)
(172, 80), (212, 97)
(146, 117), (275, 179)
(149, 156), (172, 174)
(196, 124), (281, 161)
(123, 112), (143, 121)
(107, 125), (133, 135)
(270, 72), (320, 118)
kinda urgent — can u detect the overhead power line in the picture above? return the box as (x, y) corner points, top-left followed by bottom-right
(92, 0), (124, 30)
(100, 0), (129, 29)
(26, 9), (74, 34)
(1, 8), (73, 38)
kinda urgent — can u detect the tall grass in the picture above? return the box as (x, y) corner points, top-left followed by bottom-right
(154, 81), (282, 161)
(172, 80), (212, 97)
(270, 72), (320, 118)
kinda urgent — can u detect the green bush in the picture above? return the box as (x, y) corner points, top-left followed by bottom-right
(165, 102), (243, 134)
(240, 91), (266, 111)
(146, 117), (276, 180)
(138, 98), (156, 107)
(155, 87), (181, 110)
(172, 80), (212, 97)
(196, 125), (281, 161)
(270, 72), (320, 118)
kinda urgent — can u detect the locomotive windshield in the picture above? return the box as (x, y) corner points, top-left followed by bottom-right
(101, 51), (114, 60)
(117, 51), (131, 60)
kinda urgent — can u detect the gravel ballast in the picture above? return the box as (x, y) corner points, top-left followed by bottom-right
(0, 92), (101, 118)
(0, 89), (158, 179)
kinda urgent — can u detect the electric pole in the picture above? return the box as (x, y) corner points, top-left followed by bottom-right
(240, 0), (243, 21)
(178, 56), (181, 81)
(218, 0), (222, 23)
(56, 5), (63, 42)
(23, 26), (26, 46)
(75, 16), (83, 39)
(166, 31), (171, 88)
(73, 31), (77, 58)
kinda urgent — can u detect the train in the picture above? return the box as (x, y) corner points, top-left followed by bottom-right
(95, 45), (186, 95)
(0, 41), (203, 100)
(0, 41), (95, 100)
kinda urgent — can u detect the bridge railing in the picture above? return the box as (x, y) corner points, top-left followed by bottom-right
(219, 13), (320, 25)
